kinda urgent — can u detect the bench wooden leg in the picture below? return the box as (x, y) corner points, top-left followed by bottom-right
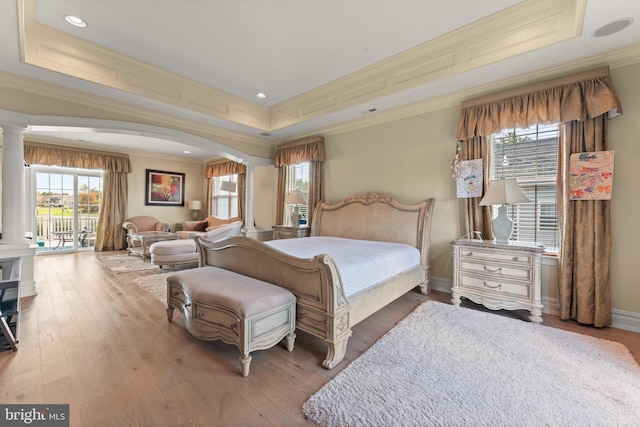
(166, 304), (175, 322)
(240, 353), (252, 377)
(285, 332), (296, 352)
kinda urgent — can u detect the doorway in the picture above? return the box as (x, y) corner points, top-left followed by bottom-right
(32, 167), (102, 253)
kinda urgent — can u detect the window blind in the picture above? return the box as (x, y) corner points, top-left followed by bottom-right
(491, 124), (559, 252)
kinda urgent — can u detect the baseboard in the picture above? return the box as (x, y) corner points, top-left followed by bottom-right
(19, 280), (38, 297)
(429, 277), (640, 333)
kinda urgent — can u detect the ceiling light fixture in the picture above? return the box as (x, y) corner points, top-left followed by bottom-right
(64, 15), (87, 28)
(592, 18), (633, 37)
(256, 93), (267, 99)
(183, 150), (191, 154)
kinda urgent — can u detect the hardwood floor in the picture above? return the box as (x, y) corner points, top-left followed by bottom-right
(1, 251), (638, 426)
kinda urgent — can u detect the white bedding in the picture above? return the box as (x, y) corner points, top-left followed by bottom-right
(265, 236), (420, 298)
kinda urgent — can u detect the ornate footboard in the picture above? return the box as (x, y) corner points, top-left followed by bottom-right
(196, 193), (435, 369)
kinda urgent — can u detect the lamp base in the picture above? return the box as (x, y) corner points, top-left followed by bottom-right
(290, 206), (301, 228)
(491, 205), (513, 243)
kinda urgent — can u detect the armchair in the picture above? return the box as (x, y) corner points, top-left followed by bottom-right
(122, 216), (171, 248)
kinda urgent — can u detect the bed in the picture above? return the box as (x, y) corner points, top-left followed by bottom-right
(195, 192), (435, 369)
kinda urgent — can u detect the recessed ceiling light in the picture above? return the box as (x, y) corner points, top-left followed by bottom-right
(592, 18), (633, 37)
(183, 150), (191, 154)
(64, 15), (87, 28)
(256, 93), (267, 99)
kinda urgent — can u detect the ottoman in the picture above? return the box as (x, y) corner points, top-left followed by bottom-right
(150, 239), (198, 271)
(166, 266), (296, 377)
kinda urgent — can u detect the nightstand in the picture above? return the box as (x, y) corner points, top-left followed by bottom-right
(451, 238), (545, 323)
(272, 225), (310, 240)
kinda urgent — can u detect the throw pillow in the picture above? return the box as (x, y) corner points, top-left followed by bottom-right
(194, 221), (208, 232)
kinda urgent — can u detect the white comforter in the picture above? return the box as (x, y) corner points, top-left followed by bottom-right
(265, 236), (420, 298)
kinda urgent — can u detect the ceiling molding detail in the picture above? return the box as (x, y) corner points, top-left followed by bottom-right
(17, 0), (585, 133)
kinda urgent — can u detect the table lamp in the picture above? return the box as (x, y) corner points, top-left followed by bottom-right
(285, 190), (307, 227)
(187, 200), (202, 220)
(479, 178), (529, 243)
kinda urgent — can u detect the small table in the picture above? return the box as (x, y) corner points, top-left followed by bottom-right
(52, 231), (74, 250)
(127, 231), (178, 260)
(451, 238), (545, 323)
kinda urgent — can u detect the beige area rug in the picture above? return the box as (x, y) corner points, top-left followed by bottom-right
(100, 255), (161, 274)
(134, 272), (172, 305)
(303, 301), (640, 427)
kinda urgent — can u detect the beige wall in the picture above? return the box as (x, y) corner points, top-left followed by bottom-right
(320, 62), (640, 316)
(126, 154), (205, 231)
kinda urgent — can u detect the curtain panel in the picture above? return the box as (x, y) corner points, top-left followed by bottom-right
(24, 141), (130, 251)
(274, 136), (325, 226)
(456, 66), (622, 327)
(204, 159), (246, 222)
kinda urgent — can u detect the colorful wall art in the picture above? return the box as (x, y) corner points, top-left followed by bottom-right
(456, 159), (483, 198)
(569, 151), (614, 200)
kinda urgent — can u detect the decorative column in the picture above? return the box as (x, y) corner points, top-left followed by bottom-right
(244, 162), (256, 232)
(0, 122), (37, 297)
(1, 124), (27, 243)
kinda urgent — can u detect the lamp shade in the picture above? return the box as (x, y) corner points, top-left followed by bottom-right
(220, 181), (237, 192)
(187, 200), (202, 210)
(285, 190), (307, 205)
(479, 178), (530, 206)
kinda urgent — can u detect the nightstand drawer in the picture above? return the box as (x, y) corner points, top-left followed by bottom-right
(459, 260), (532, 281)
(458, 247), (532, 266)
(459, 274), (531, 298)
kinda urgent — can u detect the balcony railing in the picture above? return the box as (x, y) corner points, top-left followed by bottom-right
(34, 215), (99, 252)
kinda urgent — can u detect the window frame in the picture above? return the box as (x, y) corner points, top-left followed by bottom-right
(489, 124), (560, 254)
(211, 174), (238, 219)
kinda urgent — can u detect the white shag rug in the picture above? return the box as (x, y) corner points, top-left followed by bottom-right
(303, 301), (640, 427)
(134, 272), (171, 305)
(100, 255), (160, 274)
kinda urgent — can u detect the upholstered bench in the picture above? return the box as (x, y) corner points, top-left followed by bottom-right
(166, 266), (296, 377)
(150, 239), (198, 271)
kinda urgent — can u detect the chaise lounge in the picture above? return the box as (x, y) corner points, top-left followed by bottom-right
(150, 220), (243, 270)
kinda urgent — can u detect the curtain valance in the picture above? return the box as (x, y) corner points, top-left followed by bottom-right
(204, 159), (246, 178)
(24, 141), (131, 172)
(457, 66), (622, 140)
(274, 136), (325, 166)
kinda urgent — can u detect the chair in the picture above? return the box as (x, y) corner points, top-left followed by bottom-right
(122, 216), (171, 248)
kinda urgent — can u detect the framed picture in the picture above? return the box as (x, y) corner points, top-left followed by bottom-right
(145, 169), (185, 206)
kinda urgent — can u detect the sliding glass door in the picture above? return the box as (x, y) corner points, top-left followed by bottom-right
(32, 167), (102, 253)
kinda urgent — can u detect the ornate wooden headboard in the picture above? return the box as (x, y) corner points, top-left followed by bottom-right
(310, 192), (435, 257)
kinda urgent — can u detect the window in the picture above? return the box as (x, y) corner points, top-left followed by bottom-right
(490, 124), (559, 253)
(285, 162), (310, 226)
(211, 174), (238, 219)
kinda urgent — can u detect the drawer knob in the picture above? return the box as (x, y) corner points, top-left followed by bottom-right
(512, 257), (520, 261)
(483, 281), (502, 290)
(230, 323), (237, 330)
(483, 266), (502, 274)
(196, 311), (204, 318)
(184, 303), (191, 308)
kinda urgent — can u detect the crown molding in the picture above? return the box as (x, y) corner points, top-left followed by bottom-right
(269, 0), (586, 130)
(17, 0), (585, 133)
(283, 41), (640, 141)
